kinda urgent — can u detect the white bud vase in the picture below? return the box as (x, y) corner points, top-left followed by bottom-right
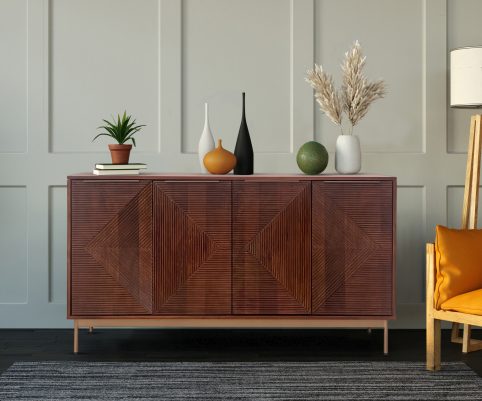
(198, 103), (215, 173)
(335, 134), (361, 174)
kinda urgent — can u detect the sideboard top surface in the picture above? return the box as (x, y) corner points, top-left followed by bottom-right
(68, 173), (396, 181)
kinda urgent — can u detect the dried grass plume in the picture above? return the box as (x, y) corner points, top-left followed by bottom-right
(305, 41), (386, 134)
(305, 65), (342, 126)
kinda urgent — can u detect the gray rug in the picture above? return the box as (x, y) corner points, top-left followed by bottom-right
(0, 361), (481, 400)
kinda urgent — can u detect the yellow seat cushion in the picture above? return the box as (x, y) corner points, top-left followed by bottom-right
(441, 288), (482, 315)
(434, 225), (482, 309)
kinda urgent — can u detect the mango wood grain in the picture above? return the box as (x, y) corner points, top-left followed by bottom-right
(75, 318), (387, 329)
(312, 181), (394, 316)
(68, 314), (394, 320)
(153, 181), (232, 315)
(68, 173), (395, 181)
(70, 180), (153, 316)
(68, 175), (396, 355)
(232, 181), (311, 315)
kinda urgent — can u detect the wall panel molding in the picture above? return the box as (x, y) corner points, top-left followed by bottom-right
(175, 0), (313, 157)
(0, 0), (474, 328)
(0, 0), (29, 154)
(314, 0), (426, 154)
(0, 186), (28, 304)
(48, 0), (162, 154)
(48, 186), (67, 304)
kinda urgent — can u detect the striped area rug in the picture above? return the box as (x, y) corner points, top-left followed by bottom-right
(0, 361), (481, 400)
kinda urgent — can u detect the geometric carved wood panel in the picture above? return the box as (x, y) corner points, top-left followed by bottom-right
(70, 180), (152, 316)
(232, 181), (311, 315)
(312, 181), (394, 316)
(153, 181), (231, 315)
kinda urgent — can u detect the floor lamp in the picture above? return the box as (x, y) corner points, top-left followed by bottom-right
(449, 46), (482, 352)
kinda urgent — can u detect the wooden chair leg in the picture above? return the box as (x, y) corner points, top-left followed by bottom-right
(451, 322), (460, 343)
(426, 243), (440, 370)
(74, 320), (79, 354)
(463, 324), (472, 354)
(427, 317), (441, 371)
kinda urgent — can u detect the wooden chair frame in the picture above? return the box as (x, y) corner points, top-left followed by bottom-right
(426, 115), (482, 370)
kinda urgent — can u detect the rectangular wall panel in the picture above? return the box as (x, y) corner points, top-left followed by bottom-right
(0, 187), (28, 303)
(314, 0), (423, 153)
(447, 0), (482, 154)
(48, 186), (66, 303)
(396, 187), (425, 304)
(0, 0), (28, 153)
(49, 0), (160, 153)
(447, 186), (482, 228)
(181, 0), (291, 154)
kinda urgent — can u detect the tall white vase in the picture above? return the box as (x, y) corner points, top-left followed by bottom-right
(198, 103), (215, 173)
(335, 134), (361, 174)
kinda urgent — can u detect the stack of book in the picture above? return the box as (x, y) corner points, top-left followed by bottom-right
(93, 163), (147, 175)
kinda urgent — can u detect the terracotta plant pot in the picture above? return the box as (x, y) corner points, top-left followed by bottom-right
(203, 139), (237, 174)
(109, 144), (132, 164)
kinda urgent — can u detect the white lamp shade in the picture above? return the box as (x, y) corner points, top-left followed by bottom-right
(451, 47), (482, 108)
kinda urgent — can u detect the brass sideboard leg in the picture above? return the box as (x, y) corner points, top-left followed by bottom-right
(89, 326), (93, 334)
(74, 320), (79, 354)
(383, 320), (388, 355)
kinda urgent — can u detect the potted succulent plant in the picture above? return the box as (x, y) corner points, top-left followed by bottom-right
(93, 111), (145, 164)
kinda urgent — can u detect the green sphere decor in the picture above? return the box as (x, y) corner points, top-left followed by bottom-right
(296, 141), (329, 175)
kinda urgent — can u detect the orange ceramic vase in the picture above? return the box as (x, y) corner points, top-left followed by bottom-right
(203, 139), (237, 174)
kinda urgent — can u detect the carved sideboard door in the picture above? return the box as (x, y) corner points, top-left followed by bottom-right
(311, 181), (394, 316)
(153, 181), (232, 314)
(70, 180), (153, 316)
(232, 181), (311, 314)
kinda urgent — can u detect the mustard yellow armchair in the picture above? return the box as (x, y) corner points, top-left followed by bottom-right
(426, 114), (482, 370)
(426, 227), (482, 370)
(427, 241), (482, 370)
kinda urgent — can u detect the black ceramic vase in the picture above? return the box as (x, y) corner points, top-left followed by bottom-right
(234, 92), (254, 175)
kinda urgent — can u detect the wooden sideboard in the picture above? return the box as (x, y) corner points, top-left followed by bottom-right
(68, 173), (396, 353)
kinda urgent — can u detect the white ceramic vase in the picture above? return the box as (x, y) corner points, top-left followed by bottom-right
(198, 103), (215, 173)
(335, 134), (361, 174)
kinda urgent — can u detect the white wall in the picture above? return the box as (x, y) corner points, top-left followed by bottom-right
(0, 0), (478, 328)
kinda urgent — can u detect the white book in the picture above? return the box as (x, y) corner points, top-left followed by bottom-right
(93, 169), (140, 175)
(95, 163), (147, 170)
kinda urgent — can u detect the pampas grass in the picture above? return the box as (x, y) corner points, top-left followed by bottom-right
(305, 64), (342, 126)
(306, 41), (386, 134)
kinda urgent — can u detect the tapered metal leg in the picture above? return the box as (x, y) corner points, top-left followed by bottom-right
(383, 321), (388, 355)
(74, 320), (79, 354)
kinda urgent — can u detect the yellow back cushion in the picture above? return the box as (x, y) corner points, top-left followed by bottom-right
(435, 225), (482, 309)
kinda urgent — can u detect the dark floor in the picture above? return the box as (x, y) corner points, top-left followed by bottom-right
(0, 329), (481, 376)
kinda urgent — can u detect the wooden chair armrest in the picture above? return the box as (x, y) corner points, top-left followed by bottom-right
(426, 243), (436, 312)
